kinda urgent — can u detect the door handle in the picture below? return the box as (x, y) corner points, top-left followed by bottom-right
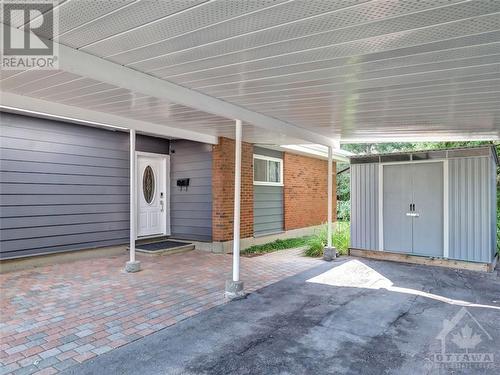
(160, 200), (164, 212)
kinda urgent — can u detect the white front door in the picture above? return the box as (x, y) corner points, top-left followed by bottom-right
(137, 153), (170, 238)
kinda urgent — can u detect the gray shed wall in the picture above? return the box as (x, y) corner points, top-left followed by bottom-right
(448, 157), (495, 263)
(350, 163), (379, 250)
(253, 147), (283, 236)
(0, 113), (173, 259)
(169, 140), (212, 241)
(492, 155), (497, 256)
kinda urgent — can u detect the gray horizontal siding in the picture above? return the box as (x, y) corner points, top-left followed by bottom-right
(170, 140), (212, 241)
(350, 163), (379, 250)
(0, 112), (168, 259)
(449, 157), (494, 263)
(254, 186), (284, 236)
(0, 203), (129, 217)
(253, 185), (283, 236)
(0, 212), (129, 229)
(253, 146), (283, 236)
(0, 159), (129, 177)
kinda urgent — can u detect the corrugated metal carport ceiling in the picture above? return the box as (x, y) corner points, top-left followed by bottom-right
(1, 0), (500, 143)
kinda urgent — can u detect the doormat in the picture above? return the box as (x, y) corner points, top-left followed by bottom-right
(136, 240), (191, 251)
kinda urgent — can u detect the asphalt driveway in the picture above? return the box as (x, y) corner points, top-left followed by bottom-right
(63, 258), (500, 375)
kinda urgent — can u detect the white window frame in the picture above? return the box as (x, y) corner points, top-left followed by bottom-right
(253, 154), (284, 186)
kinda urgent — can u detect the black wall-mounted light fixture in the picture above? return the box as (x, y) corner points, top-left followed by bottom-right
(177, 178), (190, 191)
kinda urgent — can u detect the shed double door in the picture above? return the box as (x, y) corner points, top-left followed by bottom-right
(383, 162), (444, 256)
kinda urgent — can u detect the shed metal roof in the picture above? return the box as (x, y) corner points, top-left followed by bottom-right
(349, 144), (499, 164)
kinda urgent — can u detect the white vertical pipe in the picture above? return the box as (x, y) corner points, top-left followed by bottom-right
(327, 146), (333, 248)
(232, 120), (242, 282)
(129, 129), (136, 263)
(443, 160), (449, 259)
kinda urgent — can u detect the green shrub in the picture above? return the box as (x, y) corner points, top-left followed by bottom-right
(305, 222), (350, 257)
(242, 237), (310, 255)
(304, 226), (327, 257)
(333, 222), (350, 255)
(337, 200), (350, 221)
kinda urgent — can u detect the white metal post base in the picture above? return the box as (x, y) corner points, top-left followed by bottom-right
(323, 247), (337, 261)
(225, 280), (245, 300)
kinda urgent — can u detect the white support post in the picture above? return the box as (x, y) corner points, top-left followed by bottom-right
(324, 145), (336, 261)
(125, 129), (140, 273)
(327, 146), (333, 248)
(225, 120), (244, 298)
(233, 119), (242, 282)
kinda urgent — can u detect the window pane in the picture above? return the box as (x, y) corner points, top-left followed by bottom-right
(254, 158), (267, 182)
(143, 165), (155, 204)
(268, 161), (280, 183)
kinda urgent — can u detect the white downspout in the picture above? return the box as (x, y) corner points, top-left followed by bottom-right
(125, 129), (140, 272)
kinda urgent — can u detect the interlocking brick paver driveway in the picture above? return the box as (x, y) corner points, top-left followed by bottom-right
(0, 249), (320, 374)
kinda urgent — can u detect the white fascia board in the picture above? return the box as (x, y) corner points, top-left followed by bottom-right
(0, 92), (219, 144)
(340, 134), (499, 143)
(4, 25), (339, 148)
(259, 144), (350, 162)
(282, 144), (350, 163)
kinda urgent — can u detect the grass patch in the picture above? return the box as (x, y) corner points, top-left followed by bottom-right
(241, 237), (310, 255)
(305, 222), (350, 257)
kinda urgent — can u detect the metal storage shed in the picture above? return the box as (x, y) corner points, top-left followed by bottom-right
(350, 146), (498, 270)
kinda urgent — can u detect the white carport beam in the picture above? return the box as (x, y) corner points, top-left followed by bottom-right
(4, 25), (338, 148)
(0, 92), (218, 144)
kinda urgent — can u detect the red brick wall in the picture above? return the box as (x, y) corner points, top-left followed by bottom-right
(212, 137), (253, 241)
(283, 153), (337, 231)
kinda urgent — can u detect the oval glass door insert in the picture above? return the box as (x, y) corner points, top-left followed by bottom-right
(143, 166), (155, 204)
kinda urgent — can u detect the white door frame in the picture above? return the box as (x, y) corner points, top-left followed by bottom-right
(136, 151), (170, 238)
(378, 159), (449, 258)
